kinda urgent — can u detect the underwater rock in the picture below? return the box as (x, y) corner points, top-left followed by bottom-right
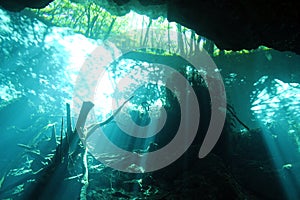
(0, 0), (53, 11)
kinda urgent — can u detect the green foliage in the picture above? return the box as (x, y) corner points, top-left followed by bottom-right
(30, 0), (126, 40)
(28, 0), (208, 58)
(213, 45), (272, 56)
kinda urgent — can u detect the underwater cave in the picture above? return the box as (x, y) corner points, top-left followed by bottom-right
(0, 0), (300, 199)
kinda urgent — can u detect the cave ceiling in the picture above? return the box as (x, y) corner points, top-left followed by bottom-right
(1, 0), (300, 55)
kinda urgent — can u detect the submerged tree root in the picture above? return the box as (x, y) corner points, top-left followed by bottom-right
(0, 98), (133, 199)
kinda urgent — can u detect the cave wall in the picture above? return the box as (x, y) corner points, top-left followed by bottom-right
(167, 0), (300, 54)
(0, 0), (53, 12)
(1, 0), (300, 55)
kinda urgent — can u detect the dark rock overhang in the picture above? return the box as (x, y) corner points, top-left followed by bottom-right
(0, 0), (53, 12)
(1, 0), (300, 55)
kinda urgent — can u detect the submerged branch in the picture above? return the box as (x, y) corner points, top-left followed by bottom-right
(75, 101), (95, 136)
(227, 104), (250, 131)
(85, 96), (134, 140)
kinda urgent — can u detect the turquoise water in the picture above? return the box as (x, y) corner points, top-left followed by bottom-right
(0, 7), (300, 200)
